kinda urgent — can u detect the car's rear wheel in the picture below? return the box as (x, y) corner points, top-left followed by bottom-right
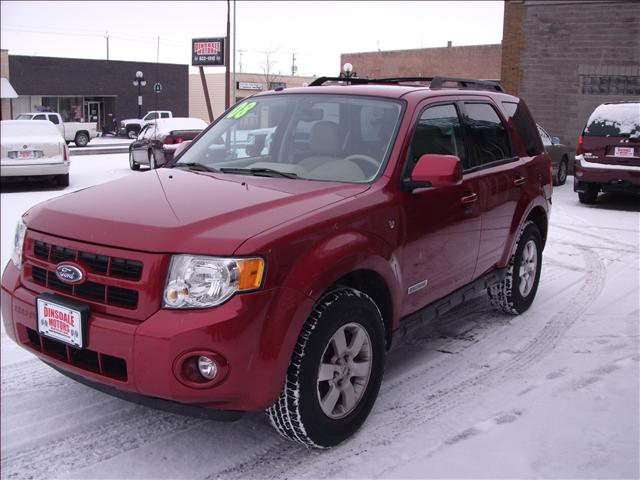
(267, 287), (385, 448)
(488, 220), (542, 315)
(129, 152), (140, 171)
(74, 132), (89, 147)
(578, 184), (599, 204)
(555, 157), (568, 186)
(55, 173), (69, 187)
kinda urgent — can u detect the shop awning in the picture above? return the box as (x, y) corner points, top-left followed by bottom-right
(1, 77), (18, 98)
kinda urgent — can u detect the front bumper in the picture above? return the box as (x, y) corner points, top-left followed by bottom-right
(1, 260), (314, 413)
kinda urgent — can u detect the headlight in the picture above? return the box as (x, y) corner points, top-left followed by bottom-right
(163, 255), (264, 309)
(11, 218), (27, 267)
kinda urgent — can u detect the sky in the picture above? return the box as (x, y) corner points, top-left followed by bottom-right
(0, 1), (505, 78)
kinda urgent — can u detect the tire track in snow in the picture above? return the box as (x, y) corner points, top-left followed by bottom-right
(0, 407), (200, 479)
(212, 246), (607, 479)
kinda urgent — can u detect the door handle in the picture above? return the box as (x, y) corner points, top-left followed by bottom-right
(513, 176), (526, 187)
(460, 192), (478, 204)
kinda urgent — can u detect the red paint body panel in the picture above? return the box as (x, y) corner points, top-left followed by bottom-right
(2, 84), (551, 414)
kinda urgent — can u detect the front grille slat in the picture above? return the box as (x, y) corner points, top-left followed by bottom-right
(28, 241), (143, 310)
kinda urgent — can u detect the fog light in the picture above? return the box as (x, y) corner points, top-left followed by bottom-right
(198, 356), (217, 380)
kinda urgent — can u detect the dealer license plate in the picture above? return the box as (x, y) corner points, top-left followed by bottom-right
(17, 150), (36, 159)
(614, 147), (635, 158)
(37, 297), (84, 348)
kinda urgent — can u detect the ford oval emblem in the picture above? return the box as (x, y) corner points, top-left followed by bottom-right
(55, 263), (85, 284)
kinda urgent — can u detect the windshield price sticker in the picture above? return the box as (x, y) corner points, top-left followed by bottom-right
(37, 298), (84, 348)
(227, 102), (257, 119)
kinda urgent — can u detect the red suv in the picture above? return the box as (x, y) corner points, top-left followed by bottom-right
(2, 77), (552, 448)
(574, 101), (640, 204)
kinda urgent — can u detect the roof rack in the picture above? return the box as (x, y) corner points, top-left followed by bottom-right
(308, 76), (504, 92)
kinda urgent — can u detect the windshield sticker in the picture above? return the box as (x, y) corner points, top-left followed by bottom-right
(227, 101), (257, 119)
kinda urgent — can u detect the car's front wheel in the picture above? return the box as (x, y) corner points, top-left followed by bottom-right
(488, 220), (542, 314)
(129, 152), (140, 171)
(267, 287), (385, 448)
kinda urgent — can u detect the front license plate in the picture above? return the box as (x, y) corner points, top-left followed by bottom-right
(37, 296), (86, 348)
(614, 147), (634, 157)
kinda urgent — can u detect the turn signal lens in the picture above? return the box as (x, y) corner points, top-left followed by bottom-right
(237, 258), (265, 290)
(576, 135), (584, 155)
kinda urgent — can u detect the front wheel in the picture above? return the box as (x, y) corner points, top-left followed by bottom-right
(127, 127), (139, 139)
(267, 288), (385, 448)
(488, 221), (542, 314)
(129, 152), (140, 171)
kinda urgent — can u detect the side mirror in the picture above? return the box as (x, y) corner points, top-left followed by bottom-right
(551, 137), (560, 145)
(404, 154), (462, 191)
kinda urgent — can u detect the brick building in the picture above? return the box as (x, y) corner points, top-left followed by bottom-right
(340, 43), (502, 79)
(6, 54), (188, 130)
(501, 0), (640, 151)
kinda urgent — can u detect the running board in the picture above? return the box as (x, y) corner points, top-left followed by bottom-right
(390, 268), (507, 351)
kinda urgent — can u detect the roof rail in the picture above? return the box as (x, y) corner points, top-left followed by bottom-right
(308, 76), (504, 92)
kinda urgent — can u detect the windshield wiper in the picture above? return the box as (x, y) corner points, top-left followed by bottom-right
(219, 167), (298, 179)
(173, 163), (218, 172)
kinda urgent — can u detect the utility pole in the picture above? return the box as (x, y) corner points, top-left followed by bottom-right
(105, 31), (110, 60)
(232, 0), (236, 105)
(225, 0), (231, 109)
(291, 52), (297, 76)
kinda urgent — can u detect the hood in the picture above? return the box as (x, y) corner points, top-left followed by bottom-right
(25, 169), (370, 255)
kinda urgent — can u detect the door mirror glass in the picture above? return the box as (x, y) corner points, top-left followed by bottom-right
(409, 154), (462, 189)
(551, 137), (560, 145)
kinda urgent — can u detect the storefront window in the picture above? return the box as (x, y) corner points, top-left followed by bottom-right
(59, 96), (84, 122)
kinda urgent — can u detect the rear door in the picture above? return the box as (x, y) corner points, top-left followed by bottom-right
(399, 99), (481, 315)
(457, 98), (525, 278)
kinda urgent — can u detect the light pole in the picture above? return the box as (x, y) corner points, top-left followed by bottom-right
(132, 71), (147, 119)
(339, 63), (357, 79)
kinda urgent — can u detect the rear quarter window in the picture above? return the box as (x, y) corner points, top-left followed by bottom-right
(502, 101), (543, 156)
(584, 103), (640, 137)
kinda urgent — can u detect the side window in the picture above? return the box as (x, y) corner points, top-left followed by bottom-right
(537, 125), (551, 146)
(48, 114), (60, 125)
(145, 112), (159, 121)
(138, 125), (150, 139)
(160, 112), (170, 118)
(502, 100), (544, 156)
(33, 114), (47, 120)
(463, 102), (512, 168)
(410, 103), (465, 166)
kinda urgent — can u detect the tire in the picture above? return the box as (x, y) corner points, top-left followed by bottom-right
(74, 132), (89, 147)
(129, 152), (140, 171)
(267, 287), (385, 448)
(127, 127), (140, 139)
(55, 173), (69, 187)
(555, 157), (568, 186)
(488, 220), (542, 315)
(148, 150), (156, 170)
(578, 184), (599, 204)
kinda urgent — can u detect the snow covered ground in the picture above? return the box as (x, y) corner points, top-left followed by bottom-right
(1, 154), (638, 479)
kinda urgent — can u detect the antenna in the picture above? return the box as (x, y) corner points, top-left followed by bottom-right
(105, 31), (110, 60)
(238, 49), (245, 73)
(291, 52), (297, 76)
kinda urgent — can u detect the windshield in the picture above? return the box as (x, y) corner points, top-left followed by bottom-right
(16, 114), (35, 120)
(175, 94), (403, 183)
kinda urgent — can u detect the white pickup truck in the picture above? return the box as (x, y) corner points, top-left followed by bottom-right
(15, 112), (98, 147)
(119, 110), (173, 138)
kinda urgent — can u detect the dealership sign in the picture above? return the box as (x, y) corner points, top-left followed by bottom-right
(192, 37), (225, 66)
(237, 82), (263, 90)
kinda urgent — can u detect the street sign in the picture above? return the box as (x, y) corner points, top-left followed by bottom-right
(153, 82), (162, 94)
(192, 37), (226, 66)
